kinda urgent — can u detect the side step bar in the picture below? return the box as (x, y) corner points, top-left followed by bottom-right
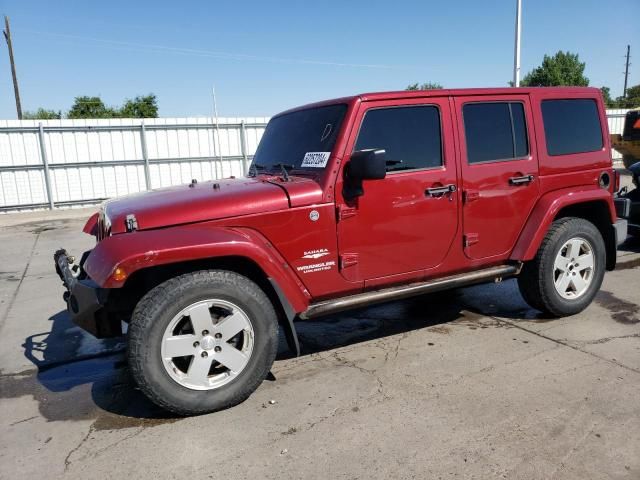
(300, 264), (521, 320)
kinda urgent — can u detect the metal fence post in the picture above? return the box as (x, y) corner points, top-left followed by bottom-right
(140, 121), (151, 190)
(37, 122), (55, 210)
(240, 120), (249, 175)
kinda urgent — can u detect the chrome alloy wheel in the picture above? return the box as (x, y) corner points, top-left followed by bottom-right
(160, 299), (254, 390)
(553, 237), (595, 300)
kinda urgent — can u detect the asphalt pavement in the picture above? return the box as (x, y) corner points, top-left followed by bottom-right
(0, 209), (639, 479)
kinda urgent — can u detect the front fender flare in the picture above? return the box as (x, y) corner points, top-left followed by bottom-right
(83, 225), (311, 314)
(510, 186), (616, 262)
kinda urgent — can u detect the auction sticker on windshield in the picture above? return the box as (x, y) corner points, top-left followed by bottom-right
(301, 152), (331, 168)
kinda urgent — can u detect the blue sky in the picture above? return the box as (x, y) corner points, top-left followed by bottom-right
(0, 0), (637, 118)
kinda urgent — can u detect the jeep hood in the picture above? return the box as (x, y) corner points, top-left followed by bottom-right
(103, 176), (322, 234)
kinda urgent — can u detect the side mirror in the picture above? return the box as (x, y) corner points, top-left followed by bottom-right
(343, 149), (386, 199)
(348, 149), (386, 180)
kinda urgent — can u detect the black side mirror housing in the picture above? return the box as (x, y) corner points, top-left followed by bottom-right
(343, 149), (386, 199)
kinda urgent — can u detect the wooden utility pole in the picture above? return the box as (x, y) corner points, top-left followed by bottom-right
(3, 15), (23, 119)
(623, 45), (631, 99)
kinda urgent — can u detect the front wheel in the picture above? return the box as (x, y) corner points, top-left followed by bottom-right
(517, 217), (606, 317)
(128, 270), (278, 415)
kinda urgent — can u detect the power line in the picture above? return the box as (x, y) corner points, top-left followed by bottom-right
(16, 28), (413, 70)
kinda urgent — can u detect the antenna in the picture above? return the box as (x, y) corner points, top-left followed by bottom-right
(212, 86), (223, 179)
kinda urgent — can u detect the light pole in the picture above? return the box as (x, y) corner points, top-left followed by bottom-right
(513, 0), (522, 87)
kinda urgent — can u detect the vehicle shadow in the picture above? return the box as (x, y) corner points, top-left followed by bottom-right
(17, 283), (536, 424)
(287, 289), (471, 358)
(18, 310), (172, 425)
(619, 235), (640, 254)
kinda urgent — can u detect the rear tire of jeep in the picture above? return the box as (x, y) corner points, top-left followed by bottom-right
(517, 217), (606, 317)
(128, 270), (278, 416)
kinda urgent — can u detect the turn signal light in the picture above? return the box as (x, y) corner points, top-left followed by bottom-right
(112, 267), (127, 282)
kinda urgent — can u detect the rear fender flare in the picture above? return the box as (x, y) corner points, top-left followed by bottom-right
(510, 187), (616, 262)
(83, 225), (311, 314)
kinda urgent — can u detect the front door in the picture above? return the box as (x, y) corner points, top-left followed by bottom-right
(454, 96), (539, 260)
(336, 98), (459, 282)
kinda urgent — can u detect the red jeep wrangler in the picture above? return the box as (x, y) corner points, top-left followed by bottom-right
(55, 87), (627, 415)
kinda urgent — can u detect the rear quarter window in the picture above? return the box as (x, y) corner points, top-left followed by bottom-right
(541, 99), (603, 156)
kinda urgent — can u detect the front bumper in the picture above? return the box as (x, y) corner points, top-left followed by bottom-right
(54, 249), (122, 338)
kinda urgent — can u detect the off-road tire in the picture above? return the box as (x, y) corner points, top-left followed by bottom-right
(128, 270), (278, 415)
(517, 217), (606, 317)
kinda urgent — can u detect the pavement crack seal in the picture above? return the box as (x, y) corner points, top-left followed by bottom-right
(497, 317), (640, 375)
(64, 421), (145, 471)
(548, 421), (598, 479)
(0, 230), (40, 332)
(392, 332), (408, 361)
(9, 415), (38, 426)
(580, 333), (640, 345)
(329, 351), (392, 400)
(64, 423), (94, 471)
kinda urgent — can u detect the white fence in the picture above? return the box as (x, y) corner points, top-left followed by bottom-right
(0, 117), (269, 212)
(0, 110), (632, 212)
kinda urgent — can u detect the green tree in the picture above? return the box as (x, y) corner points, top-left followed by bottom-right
(616, 84), (640, 108)
(600, 87), (618, 108)
(406, 82), (443, 91)
(119, 94), (158, 118)
(520, 51), (589, 87)
(66, 94), (159, 118)
(67, 96), (118, 119)
(22, 108), (62, 120)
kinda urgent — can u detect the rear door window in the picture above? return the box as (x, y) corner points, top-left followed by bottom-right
(463, 102), (529, 164)
(541, 99), (603, 156)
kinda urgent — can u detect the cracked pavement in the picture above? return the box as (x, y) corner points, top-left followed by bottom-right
(0, 209), (639, 479)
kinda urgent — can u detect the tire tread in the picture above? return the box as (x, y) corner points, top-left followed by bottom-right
(517, 217), (605, 317)
(128, 270), (277, 416)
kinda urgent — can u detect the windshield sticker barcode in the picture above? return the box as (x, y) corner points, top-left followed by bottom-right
(301, 152), (331, 168)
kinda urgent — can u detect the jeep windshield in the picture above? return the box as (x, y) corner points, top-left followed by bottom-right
(251, 104), (347, 174)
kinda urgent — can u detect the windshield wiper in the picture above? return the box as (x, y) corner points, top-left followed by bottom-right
(273, 163), (295, 182)
(249, 163), (266, 177)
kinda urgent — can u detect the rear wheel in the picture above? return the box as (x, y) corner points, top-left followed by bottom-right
(518, 217), (606, 317)
(128, 270), (278, 415)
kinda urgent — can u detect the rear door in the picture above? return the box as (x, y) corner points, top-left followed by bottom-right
(454, 95), (539, 260)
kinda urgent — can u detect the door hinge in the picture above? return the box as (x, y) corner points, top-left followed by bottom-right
(464, 233), (479, 247)
(337, 205), (357, 221)
(463, 190), (480, 203)
(340, 253), (359, 269)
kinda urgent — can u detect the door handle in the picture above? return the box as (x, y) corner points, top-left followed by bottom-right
(509, 174), (535, 185)
(426, 184), (457, 197)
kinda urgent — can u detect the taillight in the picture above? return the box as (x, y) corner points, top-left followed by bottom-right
(613, 168), (621, 193)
